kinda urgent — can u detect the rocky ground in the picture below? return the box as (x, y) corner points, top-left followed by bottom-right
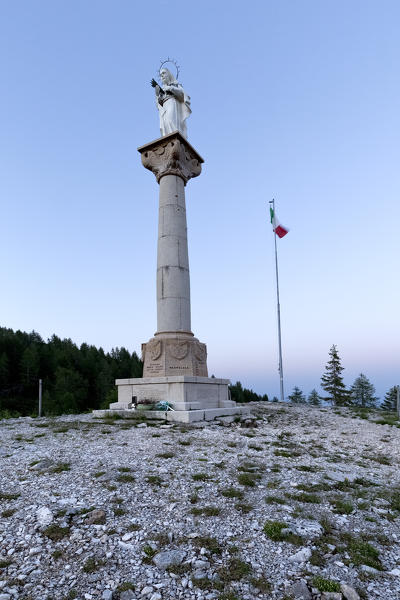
(0, 403), (400, 600)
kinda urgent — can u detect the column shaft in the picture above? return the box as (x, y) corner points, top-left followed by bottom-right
(156, 174), (191, 333)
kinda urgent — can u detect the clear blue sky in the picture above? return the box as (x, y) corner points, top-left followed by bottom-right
(1, 1), (399, 400)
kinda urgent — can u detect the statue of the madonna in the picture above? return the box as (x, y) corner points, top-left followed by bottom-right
(151, 66), (191, 138)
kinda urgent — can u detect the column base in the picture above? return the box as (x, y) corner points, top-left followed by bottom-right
(93, 376), (251, 423)
(142, 333), (208, 377)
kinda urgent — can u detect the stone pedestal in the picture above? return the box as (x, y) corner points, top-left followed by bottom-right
(107, 132), (249, 423)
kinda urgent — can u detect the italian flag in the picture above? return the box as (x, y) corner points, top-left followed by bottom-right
(270, 207), (289, 238)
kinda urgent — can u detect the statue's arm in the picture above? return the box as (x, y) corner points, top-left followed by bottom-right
(164, 85), (184, 102)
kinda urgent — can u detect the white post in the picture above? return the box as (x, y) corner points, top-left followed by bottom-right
(38, 379), (42, 418)
(397, 385), (400, 419)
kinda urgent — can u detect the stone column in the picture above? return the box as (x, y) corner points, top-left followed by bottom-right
(156, 174), (191, 334)
(138, 131), (208, 378)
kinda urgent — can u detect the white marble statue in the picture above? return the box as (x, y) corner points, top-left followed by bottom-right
(151, 68), (191, 138)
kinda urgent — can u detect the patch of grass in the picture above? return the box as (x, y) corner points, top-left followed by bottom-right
(1, 508), (16, 517)
(319, 515), (334, 534)
(52, 462), (71, 473)
(288, 492), (321, 504)
(250, 576), (271, 592)
(0, 559), (12, 568)
(193, 535), (222, 555)
(214, 461), (226, 469)
(340, 533), (383, 570)
(362, 453), (391, 465)
(191, 506), (221, 517)
(263, 520), (288, 541)
(0, 492), (20, 500)
(43, 524), (70, 541)
(113, 508), (126, 516)
(390, 491), (400, 511)
(116, 582), (135, 592)
(82, 557), (104, 573)
(192, 577), (212, 590)
(265, 495), (286, 505)
(128, 523), (141, 531)
(312, 576), (340, 592)
(179, 440), (191, 446)
(263, 520), (302, 545)
(143, 544), (157, 558)
(248, 444), (263, 451)
(237, 473), (258, 487)
(218, 557), (251, 582)
(273, 449), (301, 458)
(117, 474), (135, 483)
(331, 498), (354, 514)
(189, 493), (199, 504)
(220, 488), (244, 499)
(234, 502), (253, 513)
(146, 475), (163, 486)
(295, 465), (318, 472)
(156, 452), (175, 459)
(118, 467), (131, 473)
(192, 473), (211, 482)
(93, 471), (106, 478)
(52, 550), (63, 559)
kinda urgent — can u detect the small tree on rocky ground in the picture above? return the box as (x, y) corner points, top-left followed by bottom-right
(288, 386), (306, 404)
(307, 389), (322, 406)
(381, 386), (399, 412)
(350, 373), (378, 408)
(321, 345), (351, 406)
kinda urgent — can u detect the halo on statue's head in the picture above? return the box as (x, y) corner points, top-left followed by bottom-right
(158, 57), (180, 81)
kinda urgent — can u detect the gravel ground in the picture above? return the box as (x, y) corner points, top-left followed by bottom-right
(0, 402), (400, 600)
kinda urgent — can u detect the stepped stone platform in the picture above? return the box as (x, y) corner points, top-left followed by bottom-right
(93, 375), (250, 423)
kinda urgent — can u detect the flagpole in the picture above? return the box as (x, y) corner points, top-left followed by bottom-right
(269, 199), (285, 403)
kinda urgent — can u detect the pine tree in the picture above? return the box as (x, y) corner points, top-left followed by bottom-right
(0, 353), (9, 388)
(288, 386), (306, 404)
(350, 373), (378, 407)
(321, 345), (350, 406)
(307, 388), (322, 406)
(381, 386), (399, 412)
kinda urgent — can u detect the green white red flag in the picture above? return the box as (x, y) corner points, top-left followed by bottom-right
(270, 207), (289, 238)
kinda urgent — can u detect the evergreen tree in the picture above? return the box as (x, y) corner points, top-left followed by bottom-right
(229, 381), (268, 403)
(307, 388), (322, 406)
(321, 345), (350, 406)
(350, 373), (378, 407)
(0, 353), (9, 388)
(288, 386), (306, 404)
(381, 386), (399, 412)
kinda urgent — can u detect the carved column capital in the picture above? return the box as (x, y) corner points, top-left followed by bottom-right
(138, 131), (204, 185)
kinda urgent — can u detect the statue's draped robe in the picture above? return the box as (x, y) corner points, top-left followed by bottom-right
(157, 83), (191, 138)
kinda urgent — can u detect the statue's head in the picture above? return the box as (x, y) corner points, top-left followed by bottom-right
(160, 68), (174, 85)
